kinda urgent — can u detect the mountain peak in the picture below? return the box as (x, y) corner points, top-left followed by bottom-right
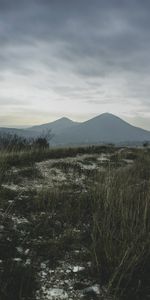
(85, 112), (120, 124)
(28, 116), (78, 135)
(99, 112), (119, 118)
(56, 117), (73, 123)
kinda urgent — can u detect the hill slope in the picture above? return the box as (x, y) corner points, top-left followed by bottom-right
(0, 127), (38, 138)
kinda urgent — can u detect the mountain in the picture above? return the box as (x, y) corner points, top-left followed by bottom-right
(1, 113), (150, 146)
(29, 117), (78, 135)
(52, 113), (150, 146)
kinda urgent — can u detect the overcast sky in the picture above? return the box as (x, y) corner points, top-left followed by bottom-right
(0, 0), (150, 129)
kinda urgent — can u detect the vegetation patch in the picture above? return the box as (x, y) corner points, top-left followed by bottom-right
(0, 145), (149, 299)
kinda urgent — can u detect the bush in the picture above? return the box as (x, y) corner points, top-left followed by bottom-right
(32, 137), (49, 149)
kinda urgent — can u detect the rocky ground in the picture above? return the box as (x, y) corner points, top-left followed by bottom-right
(0, 150), (134, 299)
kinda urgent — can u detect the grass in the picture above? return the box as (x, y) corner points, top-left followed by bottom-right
(31, 151), (150, 298)
(0, 145), (149, 299)
(89, 153), (150, 299)
(0, 144), (116, 168)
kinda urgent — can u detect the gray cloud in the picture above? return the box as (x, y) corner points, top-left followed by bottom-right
(0, 0), (150, 128)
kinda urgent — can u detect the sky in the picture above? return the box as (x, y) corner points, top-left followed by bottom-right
(0, 0), (150, 129)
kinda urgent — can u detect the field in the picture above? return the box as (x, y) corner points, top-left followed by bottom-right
(0, 145), (149, 300)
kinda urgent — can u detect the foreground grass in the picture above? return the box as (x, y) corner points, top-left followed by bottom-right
(90, 154), (150, 299)
(0, 146), (149, 299)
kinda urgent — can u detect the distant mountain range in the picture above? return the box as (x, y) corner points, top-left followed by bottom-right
(1, 113), (150, 146)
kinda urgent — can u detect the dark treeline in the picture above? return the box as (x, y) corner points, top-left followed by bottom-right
(0, 133), (49, 151)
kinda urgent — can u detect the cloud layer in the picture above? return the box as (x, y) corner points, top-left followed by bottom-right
(0, 0), (150, 128)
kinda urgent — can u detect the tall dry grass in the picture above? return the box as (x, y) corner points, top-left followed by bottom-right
(89, 153), (150, 299)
